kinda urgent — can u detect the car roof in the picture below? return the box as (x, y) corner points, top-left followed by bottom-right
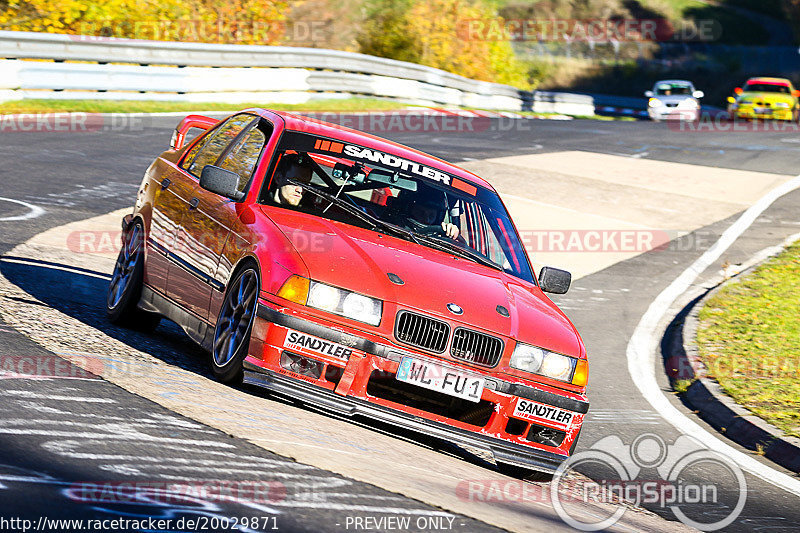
(248, 109), (495, 191)
(654, 79), (693, 86)
(746, 77), (791, 86)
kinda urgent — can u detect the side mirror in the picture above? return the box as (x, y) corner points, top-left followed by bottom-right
(693, 90), (704, 99)
(793, 89), (800, 98)
(200, 165), (245, 202)
(734, 87), (743, 95)
(644, 90), (654, 97)
(538, 266), (571, 294)
(727, 96), (736, 104)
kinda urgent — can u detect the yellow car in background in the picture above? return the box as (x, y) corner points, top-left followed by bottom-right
(727, 77), (800, 121)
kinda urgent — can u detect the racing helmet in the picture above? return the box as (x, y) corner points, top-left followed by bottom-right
(407, 183), (448, 225)
(274, 153), (313, 187)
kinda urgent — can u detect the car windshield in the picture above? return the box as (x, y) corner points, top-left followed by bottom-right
(744, 83), (790, 94)
(259, 131), (535, 283)
(654, 83), (692, 96)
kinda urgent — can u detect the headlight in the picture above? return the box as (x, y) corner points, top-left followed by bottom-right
(308, 283), (341, 312)
(341, 292), (382, 325)
(308, 281), (382, 326)
(509, 344), (544, 373)
(277, 276), (383, 326)
(774, 102), (790, 108)
(511, 342), (586, 385)
(648, 98), (662, 108)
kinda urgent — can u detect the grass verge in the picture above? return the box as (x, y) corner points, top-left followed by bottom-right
(696, 241), (800, 438)
(0, 98), (627, 121)
(0, 97), (411, 115)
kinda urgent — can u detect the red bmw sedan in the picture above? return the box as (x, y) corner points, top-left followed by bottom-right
(107, 109), (589, 476)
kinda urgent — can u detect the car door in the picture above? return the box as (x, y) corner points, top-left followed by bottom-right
(166, 113), (257, 317)
(146, 152), (201, 295)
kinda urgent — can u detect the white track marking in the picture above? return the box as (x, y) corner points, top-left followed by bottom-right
(2, 391), (115, 403)
(587, 410), (662, 425)
(0, 428), (235, 447)
(0, 197), (45, 221)
(627, 173), (800, 496)
(0, 374), (100, 382)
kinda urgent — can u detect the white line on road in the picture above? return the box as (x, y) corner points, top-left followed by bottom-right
(0, 197), (45, 222)
(0, 428), (236, 447)
(2, 391), (115, 403)
(627, 173), (800, 497)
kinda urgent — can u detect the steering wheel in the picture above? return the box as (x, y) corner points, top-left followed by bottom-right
(406, 218), (446, 236)
(406, 218), (468, 247)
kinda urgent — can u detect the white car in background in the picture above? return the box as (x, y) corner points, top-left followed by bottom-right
(645, 80), (704, 121)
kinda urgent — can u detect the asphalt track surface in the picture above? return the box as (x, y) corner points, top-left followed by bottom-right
(1, 114), (799, 532)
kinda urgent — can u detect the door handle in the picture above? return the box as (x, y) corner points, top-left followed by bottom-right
(161, 178), (171, 189)
(189, 197), (199, 209)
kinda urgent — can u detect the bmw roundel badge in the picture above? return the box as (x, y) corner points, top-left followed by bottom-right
(447, 303), (463, 315)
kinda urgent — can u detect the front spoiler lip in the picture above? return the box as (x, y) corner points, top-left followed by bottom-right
(243, 363), (567, 473)
(256, 303), (589, 414)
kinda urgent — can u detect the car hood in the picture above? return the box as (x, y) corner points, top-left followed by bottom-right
(264, 208), (583, 357)
(740, 92), (794, 104)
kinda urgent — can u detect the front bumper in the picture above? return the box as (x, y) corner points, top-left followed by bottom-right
(734, 106), (793, 120)
(245, 302), (589, 473)
(648, 107), (698, 121)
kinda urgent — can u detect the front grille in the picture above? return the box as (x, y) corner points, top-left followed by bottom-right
(394, 311), (449, 353)
(450, 328), (503, 367)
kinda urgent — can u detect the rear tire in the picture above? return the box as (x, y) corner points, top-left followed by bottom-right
(106, 220), (161, 332)
(210, 265), (260, 384)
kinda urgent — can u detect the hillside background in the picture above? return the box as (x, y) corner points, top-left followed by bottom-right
(1, 0), (798, 106)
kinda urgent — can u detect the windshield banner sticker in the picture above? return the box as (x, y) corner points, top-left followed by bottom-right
(312, 138), (452, 186)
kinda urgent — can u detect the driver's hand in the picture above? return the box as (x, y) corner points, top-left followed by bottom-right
(442, 222), (460, 239)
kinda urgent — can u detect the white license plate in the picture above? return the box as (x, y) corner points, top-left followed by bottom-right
(754, 108), (771, 114)
(396, 357), (484, 403)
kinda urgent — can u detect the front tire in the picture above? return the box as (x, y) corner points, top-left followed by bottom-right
(210, 265), (259, 383)
(106, 220), (161, 331)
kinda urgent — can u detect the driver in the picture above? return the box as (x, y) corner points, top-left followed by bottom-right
(272, 154), (313, 206)
(405, 187), (460, 240)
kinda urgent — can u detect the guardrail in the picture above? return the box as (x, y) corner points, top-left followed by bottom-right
(0, 30), (597, 115)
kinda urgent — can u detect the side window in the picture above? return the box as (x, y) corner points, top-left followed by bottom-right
(217, 125), (268, 192)
(181, 115), (255, 177)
